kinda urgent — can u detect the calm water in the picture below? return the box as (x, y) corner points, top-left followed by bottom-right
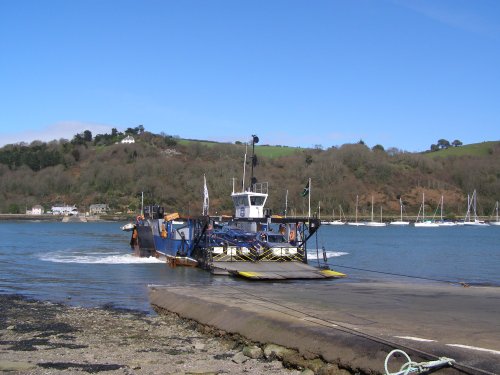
(1, 221), (499, 312)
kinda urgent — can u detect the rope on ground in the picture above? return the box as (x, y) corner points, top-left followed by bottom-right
(384, 349), (455, 375)
(329, 263), (470, 285)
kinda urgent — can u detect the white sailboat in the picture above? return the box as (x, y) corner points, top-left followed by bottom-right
(414, 192), (439, 227)
(322, 206), (346, 225)
(347, 195), (365, 226)
(436, 195), (457, 226)
(365, 196), (386, 227)
(489, 201), (500, 226)
(390, 197), (410, 226)
(464, 190), (488, 226)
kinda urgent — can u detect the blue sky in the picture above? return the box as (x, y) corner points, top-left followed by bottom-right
(1, 0), (499, 151)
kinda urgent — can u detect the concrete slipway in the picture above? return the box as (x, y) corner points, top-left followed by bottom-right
(149, 280), (499, 374)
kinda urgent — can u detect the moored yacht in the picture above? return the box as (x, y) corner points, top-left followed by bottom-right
(364, 196), (386, 227)
(390, 197), (410, 226)
(464, 190), (488, 226)
(414, 192), (439, 227)
(488, 201), (500, 226)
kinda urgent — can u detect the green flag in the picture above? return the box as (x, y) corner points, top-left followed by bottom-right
(301, 181), (309, 197)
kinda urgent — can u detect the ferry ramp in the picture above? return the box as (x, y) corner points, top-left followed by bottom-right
(149, 281), (500, 375)
(210, 260), (346, 279)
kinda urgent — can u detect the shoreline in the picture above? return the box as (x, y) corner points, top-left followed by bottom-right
(0, 214), (133, 222)
(0, 293), (314, 375)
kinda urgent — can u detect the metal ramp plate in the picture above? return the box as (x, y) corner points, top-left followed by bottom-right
(212, 261), (346, 280)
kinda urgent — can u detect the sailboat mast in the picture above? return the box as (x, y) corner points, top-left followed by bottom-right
(422, 192), (425, 220)
(473, 190), (478, 221)
(355, 195), (358, 223)
(400, 198), (403, 221)
(441, 195), (444, 221)
(371, 196), (374, 222)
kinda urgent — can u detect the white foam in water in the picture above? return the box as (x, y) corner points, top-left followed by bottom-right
(40, 251), (164, 264)
(40, 249), (346, 264)
(307, 250), (348, 260)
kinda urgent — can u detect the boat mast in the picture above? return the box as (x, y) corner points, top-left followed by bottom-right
(473, 190), (478, 221)
(202, 174), (209, 216)
(371, 196), (374, 222)
(399, 198), (403, 221)
(422, 192), (425, 221)
(440, 195), (444, 221)
(249, 135), (259, 192)
(355, 195), (359, 223)
(141, 191), (144, 217)
(285, 189), (288, 218)
(308, 178), (311, 218)
(242, 144), (247, 192)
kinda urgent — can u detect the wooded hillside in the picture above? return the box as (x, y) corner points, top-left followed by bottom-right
(1, 129), (499, 220)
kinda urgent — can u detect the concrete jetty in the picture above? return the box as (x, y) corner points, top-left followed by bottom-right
(149, 280), (500, 374)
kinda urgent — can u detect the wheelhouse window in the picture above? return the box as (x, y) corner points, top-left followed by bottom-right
(232, 196), (249, 207)
(250, 196), (265, 206)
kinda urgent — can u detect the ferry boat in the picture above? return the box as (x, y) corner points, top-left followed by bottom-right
(128, 136), (346, 280)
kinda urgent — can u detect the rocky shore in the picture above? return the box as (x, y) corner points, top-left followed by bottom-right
(0, 294), (344, 375)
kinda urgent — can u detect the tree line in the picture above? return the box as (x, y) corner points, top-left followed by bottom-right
(0, 129), (499, 220)
(429, 138), (463, 152)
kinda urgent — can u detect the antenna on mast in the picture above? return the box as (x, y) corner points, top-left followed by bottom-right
(250, 135), (259, 192)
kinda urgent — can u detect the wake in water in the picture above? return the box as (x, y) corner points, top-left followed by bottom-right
(39, 250), (164, 264)
(306, 250), (348, 260)
(40, 249), (346, 264)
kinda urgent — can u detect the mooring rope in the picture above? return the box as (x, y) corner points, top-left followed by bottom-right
(384, 349), (455, 375)
(327, 263), (470, 285)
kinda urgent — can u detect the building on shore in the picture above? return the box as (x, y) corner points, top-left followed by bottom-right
(26, 205), (44, 215)
(51, 205), (78, 216)
(89, 204), (109, 215)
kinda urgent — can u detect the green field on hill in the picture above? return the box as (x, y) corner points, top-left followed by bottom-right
(178, 139), (304, 158)
(426, 141), (500, 158)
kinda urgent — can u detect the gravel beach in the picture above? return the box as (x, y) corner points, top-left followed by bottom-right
(0, 294), (320, 375)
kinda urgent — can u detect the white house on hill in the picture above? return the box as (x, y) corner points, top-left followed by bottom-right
(121, 135), (135, 144)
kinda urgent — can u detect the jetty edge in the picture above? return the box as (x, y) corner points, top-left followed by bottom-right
(149, 281), (500, 375)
